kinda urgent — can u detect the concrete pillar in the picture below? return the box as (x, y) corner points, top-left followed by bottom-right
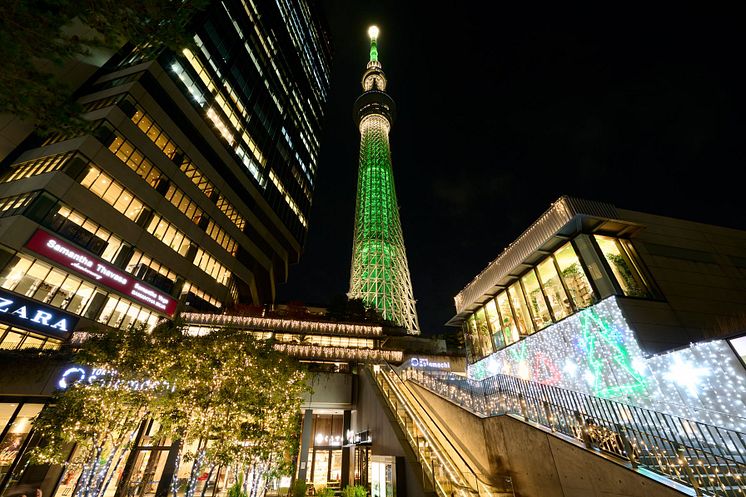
(297, 409), (314, 482)
(341, 410), (351, 488)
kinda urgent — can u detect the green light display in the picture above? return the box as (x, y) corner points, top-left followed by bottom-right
(349, 29), (419, 333)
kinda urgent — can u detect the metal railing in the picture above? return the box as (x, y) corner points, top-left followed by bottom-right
(369, 365), (514, 497)
(404, 369), (746, 497)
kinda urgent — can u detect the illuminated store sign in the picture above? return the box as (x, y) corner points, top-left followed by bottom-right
(25, 230), (177, 316)
(0, 288), (78, 337)
(409, 357), (451, 370)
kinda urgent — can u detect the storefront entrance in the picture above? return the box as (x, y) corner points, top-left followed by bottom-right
(369, 456), (395, 497)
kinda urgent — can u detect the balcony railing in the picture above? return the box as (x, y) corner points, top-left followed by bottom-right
(405, 369), (746, 497)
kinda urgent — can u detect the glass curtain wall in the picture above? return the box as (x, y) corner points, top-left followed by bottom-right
(462, 236), (652, 360)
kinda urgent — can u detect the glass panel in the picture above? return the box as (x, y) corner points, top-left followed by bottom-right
(496, 292), (520, 345)
(312, 450), (329, 486)
(0, 403), (44, 482)
(595, 235), (649, 297)
(465, 316), (478, 360)
(473, 307), (493, 358)
(508, 282), (534, 335)
(0, 257), (33, 291)
(483, 299), (504, 350)
(0, 331), (24, 350)
(20, 336), (43, 349)
(554, 242), (595, 308)
(537, 258), (572, 320)
(521, 270), (553, 330)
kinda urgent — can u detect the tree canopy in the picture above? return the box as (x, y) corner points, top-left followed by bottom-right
(32, 320), (307, 497)
(0, 0), (207, 130)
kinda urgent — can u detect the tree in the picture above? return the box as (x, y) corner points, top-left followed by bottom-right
(0, 0), (208, 131)
(155, 328), (307, 497)
(32, 324), (165, 497)
(31, 320), (309, 497)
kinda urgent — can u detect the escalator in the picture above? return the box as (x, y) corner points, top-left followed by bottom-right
(368, 364), (515, 497)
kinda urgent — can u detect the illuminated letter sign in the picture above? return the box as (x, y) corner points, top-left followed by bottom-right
(0, 288), (78, 337)
(24, 230), (177, 316)
(409, 357), (451, 370)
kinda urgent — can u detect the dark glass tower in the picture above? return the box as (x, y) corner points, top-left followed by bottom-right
(0, 0), (332, 348)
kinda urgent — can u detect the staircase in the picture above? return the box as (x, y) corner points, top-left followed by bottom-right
(402, 368), (746, 497)
(369, 364), (515, 497)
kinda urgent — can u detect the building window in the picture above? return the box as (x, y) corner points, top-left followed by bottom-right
(146, 215), (193, 257)
(472, 308), (493, 360)
(193, 248), (232, 286)
(131, 107), (178, 159)
(164, 184), (204, 223)
(495, 292), (520, 346)
(594, 235), (650, 297)
(44, 204), (127, 262)
(0, 325), (62, 351)
(79, 165), (145, 221)
(537, 258), (572, 320)
(484, 299), (503, 350)
(0, 402), (45, 483)
(554, 242), (595, 309)
(1, 152), (74, 183)
(0, 192), (38, 218)
(96, 295), (159, 330)
(109, 136), (163, 187)
(521, 270), (553, 331)
(508, 282), (534, 336)
(0, 253), (98, 316)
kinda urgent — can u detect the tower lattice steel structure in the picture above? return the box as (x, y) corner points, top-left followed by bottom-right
(348, 26), (420, 333)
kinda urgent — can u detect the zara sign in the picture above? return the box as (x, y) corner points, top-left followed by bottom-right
(0, 288), (78, 337)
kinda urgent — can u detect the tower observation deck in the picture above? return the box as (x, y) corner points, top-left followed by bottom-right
(348, 26), (420, 333)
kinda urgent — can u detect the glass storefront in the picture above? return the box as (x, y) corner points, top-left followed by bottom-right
(0, 402), (45, 492)
(462, 235), (653, 360)
(0, 324), (62, 351)
(305, 414), (344, 491)
(369, 456), (394, 497)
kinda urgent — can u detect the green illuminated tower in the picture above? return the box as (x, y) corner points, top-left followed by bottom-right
(348, 26), (420, 333)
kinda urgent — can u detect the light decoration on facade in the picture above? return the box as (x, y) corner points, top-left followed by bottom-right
(348, 28), (420, 333)
(467, 297), (746, 432)
(181, 312), (384, 336)
(273, 343), (402, 363)
(663, 356), (710, 395)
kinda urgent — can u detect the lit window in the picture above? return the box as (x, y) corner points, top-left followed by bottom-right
(595, 235), (650, 297)
(554, 243), (595, 308)
(521, 270), (553, 330)
(537, 258), (572, 320)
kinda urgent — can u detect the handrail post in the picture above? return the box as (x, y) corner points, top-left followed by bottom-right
(677, 446), (702, 497)
(615, 423), (637, 468)
(574, 411), (593, 449)
(543, 400), (554, 432)
(519, 393), (528, 420)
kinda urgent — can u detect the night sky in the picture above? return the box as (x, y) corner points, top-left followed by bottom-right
(278, 2), (745, 335)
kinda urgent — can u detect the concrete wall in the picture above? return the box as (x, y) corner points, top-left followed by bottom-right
(302, 372), (354, 409)
(412, 384), (687, 497)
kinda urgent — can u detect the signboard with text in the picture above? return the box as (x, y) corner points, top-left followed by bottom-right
(25, 230), (177, 316)
(0, 288), (78, 337)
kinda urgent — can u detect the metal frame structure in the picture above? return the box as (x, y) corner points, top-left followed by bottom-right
(348, 27), (420, 333)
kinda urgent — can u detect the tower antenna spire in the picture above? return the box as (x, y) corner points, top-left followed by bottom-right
(368, 25), (379, 62)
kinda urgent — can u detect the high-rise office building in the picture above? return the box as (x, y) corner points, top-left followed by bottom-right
(348, 27), (420, 333)
(0, 0), (332, 354)
(0, 5), (332, 492)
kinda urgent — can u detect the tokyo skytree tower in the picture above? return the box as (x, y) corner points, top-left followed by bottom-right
(348, 26), (420, 333)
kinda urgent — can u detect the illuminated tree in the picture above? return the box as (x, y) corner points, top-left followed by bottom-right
(32, 324), (165, 497)
(31, 322), (308, 497)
